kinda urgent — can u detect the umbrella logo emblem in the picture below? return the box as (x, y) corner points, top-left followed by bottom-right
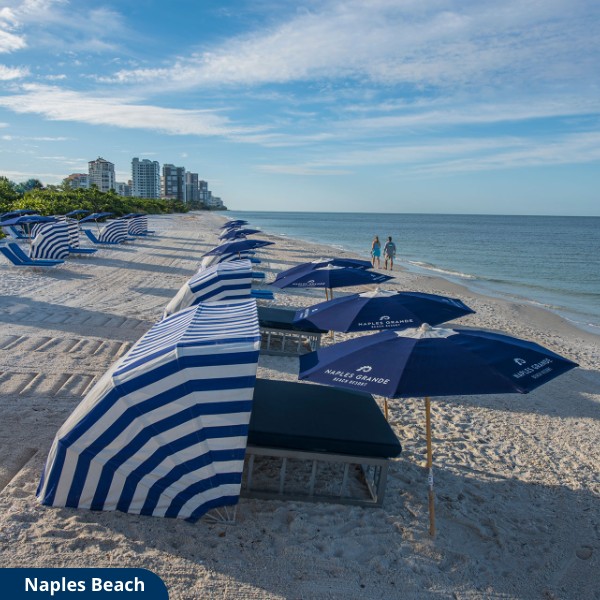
(379, 315), (391, 321)
(356, 365), (373, 373)
(514, 358), (527, 366)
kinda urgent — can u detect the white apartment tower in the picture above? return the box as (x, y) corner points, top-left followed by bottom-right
(162, 164), (186, 202)
(88, 157), (116, 192)
(132, 158), (161, 199)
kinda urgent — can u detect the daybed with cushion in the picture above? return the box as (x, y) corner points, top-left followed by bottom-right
(243, 378), (402, 507)
(258, 305), (326, 356)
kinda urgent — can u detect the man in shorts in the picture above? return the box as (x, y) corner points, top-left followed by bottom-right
(383, 236), (396, 270)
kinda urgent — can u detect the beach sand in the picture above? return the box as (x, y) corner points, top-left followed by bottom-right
(0, 211), (598, 599)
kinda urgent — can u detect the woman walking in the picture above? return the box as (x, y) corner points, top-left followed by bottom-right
(371, 235), (381, 268)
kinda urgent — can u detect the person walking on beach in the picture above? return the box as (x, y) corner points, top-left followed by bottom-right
(383, 236), (396, 270)
(371, 235), (381, 268)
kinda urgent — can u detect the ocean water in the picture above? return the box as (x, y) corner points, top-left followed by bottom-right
(227, 211), (600, 333)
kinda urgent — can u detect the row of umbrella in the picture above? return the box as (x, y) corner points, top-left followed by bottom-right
(240, 223), (578, 536)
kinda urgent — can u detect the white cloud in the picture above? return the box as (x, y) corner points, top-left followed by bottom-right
(0, 83), (264, 137)
(0, 63), (28, 79)
(110, 0), (600, 93)
(258, 131), (600, 177)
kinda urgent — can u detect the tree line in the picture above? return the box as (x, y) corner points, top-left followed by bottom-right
(0, 176), (189, 218)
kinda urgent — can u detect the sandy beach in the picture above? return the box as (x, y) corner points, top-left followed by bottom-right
(0, 211), (598, 600)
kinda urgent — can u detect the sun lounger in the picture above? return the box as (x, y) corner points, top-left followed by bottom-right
(250, 289), (274, 301)
(68, 246), (97, 255)
(252, 271), (266, 279)
(8, 225), (29, 239)
(257, 305), (326, 355)
(243, 378), (402, 507)
(0, 244), (64, 267)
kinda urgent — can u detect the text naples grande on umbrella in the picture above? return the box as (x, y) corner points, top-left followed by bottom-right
(270, 263), (393, 299)
(293, 288), (475, 333)
(299, 324), (578, 536)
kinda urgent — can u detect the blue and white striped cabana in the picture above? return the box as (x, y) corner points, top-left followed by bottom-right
(128, 215), (148, 236)
(30, 221), (70, 260)
(99, 218), (128, 244)
(37, 299), (261, 521)
(200, 250), (254, 270)
(164, 259), (253, 318)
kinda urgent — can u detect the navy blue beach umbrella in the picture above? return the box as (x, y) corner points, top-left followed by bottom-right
(220, 219), (248, 230)
(270, 263), (393, 299)
(204, 238), (274, 256)
(219, 228), (261, 241)
(274, 258), (373, 282)
(0, 214), (55, 227)
(0, 209), (38, 222)
(65, 209), (90, 217)
(299, 324), (578, 535)
(293, 289), (475, 332)
(80, 211), (113, 223)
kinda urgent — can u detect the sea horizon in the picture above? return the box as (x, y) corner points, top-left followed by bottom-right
(228, 210), (600, 334)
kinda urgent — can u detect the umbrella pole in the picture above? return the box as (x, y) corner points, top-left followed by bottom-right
(384, 398), (389, 420)
(426, 396), (436, 537)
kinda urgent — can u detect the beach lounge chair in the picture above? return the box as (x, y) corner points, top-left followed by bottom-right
(250, 289), (274, 300)
(258, 305), (326, 355)
(8, 225), (29, 239)
(243, 379), (402, 507)
(0, 244), (64, 267)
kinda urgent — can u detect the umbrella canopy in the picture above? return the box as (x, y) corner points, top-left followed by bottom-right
(80, 211), (113, 223)
(203, 238), (274, 257)
(0, 209), (38, 222)
(270, 263), (393, 291)
(299, 324), (578, 535)
(219, 228), (261, 241)
(220, 219), (248, 230)
(38, 299), (261, 522)
(65, 209), (90, 217)
(0, 214), (55, 227)
(293, 289), (475, 333)
(299, 324), (577, 397)
(273, 258), (372, 282)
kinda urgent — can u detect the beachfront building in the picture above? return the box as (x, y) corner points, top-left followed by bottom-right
(199, 180), (209, 206)
(88, 157), (116, 192)
(185, 171), (200, 204)
(132, 158), (160, 199)
(162, 163), (186, 202)
(64, 173), (89, 189)
(206, 194), (225, 210)
(116, 181), (132, 197)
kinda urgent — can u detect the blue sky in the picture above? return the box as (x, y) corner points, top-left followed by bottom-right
(0, 0), (599, 215)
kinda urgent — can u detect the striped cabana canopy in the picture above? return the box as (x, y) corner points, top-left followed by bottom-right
(30, 220), (70, 260)
(38, 299), (261, 522)
(200, 250), (255, 270)
(99, 218), (128, 243)
(128, 215), (148, 236)
(164, 259), (253, 318)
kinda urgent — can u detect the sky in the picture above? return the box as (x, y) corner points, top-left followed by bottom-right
(0, 0), (599, 215)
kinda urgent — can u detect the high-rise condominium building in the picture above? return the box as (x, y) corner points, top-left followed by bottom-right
(132, 158), (160, 199)
(65, 173), (90, 189)
(88, 157), (116, 192)
(185, 172), (200, 203)
(162, 164), (186, 202)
